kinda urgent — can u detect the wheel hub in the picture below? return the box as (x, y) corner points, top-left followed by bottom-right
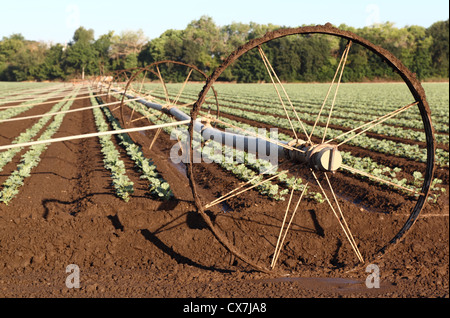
(287, 140), (342, 172)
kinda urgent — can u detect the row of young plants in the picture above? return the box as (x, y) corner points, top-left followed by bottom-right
(91, 94), (173, 200)
(213, 94), (450, 132)
(117, 95), (325, 203)
(148, 87), (449, 146)
(343, 155), (446, 203)
(199, 98), (449, 167)
(0, 83), (62, 101)
(209, 83), (450, 130)
(120, 89), (447, 203)
(0, 86), (68, 120)
(90, 94), (135, 202)
(129, 82), (449, 176)
(196, 110), (446, 203)
(141, 82), (449, 133)
(121, 96), (280, 200)
(0, 88), (79, 173)
(116, 91), (446, 203)
(216, 143), (328, 203)
(144, 88), (448, 166)
(142, 88), (449, 179)
(0, 87), (80, 204)
(0, 84), (63, 106)
(208, 95), (448, 145)
(186, 88), (447, 133)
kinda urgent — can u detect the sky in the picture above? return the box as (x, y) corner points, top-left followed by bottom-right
(1, 0), (448, 44)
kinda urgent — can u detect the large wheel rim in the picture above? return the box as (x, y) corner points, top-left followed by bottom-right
(187, 24), (436, 274)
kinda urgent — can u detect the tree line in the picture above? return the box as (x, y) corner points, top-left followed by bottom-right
(0, 16), (448, 82)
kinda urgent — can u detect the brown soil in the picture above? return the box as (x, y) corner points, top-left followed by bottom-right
(0, 90), (448, 303)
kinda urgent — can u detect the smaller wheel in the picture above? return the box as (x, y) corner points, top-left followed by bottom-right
(116, 61), (220, 144)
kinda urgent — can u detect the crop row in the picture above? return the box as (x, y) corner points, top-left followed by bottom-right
(90, 95), (135, 202)
(117, 88), (445, 199)
(114, 92), (446, 203)
(119, 96), (291, 200)
(93, 95), (173, 200)
(211, 96), (448, 145)
(144, 90), (448, 167)
(141, 83), (449, 133)
(196, 110), (445, 202)
(0, 83), (62, 101)
(0, 87), (80, 204)
(207, 98), (448, 167)
(0, 86), (67, 120)
(148, 88), (448, 146)
(0, 89), (79, 173)
(117, 95), (328, 203)
(210, 83), (450, 127)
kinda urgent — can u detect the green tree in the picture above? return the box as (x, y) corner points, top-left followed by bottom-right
(110, 29), (147, 71)
(94, 31), (114, 75)
(0, 34), (27, 80)
(65, 27), (98, 79)
(36, 44), (66, 80)
(426, 20), (449, 78)
(182, 16), (223, 75)
(231, 47), (268, 83)
(405, 26), (433, 80)
(73, 27), (95, 43)
(0, 34), (46, 81)
(138, 29), (184, 66)
(1, 18), (449, 82)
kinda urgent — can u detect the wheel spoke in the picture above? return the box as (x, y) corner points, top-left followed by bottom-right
(121, 94), (168, 126)
(309, 41), (352, 141)
(156, 64), (171, 105)
(204, 168), (289, 210)
(271, 186), (295, 269)
(126, 90), (160, 123)
(128, 102), (137, 124)
(257, 46), (298, 141)
(149, 127), (162, 150)
(340, 163), (424, 196)
(257, 46), (312, 145)
(322, 41), (352, 143)
(271, 182), (309, 269)
(172, 69), (194, 106)
(310, 169), (364, 263)
(138, 70), (148, 95)
(325, 101), (419, 146)
(324, 172), (363, 262)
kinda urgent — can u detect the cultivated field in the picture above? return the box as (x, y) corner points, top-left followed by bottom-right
(0, 80), (448, 298)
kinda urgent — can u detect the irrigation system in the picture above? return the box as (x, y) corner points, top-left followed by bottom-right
(0, 24), (436, 274)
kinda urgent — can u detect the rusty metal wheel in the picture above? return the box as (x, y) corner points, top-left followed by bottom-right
(116, 61), (219, 145)
(187, 24), (436, 274)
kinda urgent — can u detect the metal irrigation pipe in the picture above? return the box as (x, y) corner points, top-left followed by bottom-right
(119, 91), (294, 162)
